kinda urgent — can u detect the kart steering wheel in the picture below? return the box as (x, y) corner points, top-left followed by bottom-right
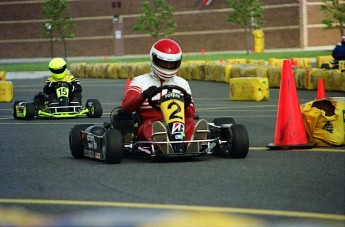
(55, 81), (70, 88)
(148, 85), (190, 110)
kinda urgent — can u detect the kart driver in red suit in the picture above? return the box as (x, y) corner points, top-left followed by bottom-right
(121, 39), (208, 153)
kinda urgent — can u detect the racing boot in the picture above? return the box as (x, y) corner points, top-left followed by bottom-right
(186, 119), (209, 153)
(152, 121), (174, 155)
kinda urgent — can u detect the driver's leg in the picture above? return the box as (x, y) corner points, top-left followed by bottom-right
(139, 121), (174, 154)
(139, 121), (176, 154)
(151, 121), (174, 154)
(186, 119), (209, 153)
(185, 117), (196, 140)
(138, 121), (153, 141)
(70, 92), (82, 104)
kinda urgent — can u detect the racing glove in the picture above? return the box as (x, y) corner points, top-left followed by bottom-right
(69, 82), (82, 93)
(48, 82), (57, 88)
(43, 82), (57, 94)
(184, 94), (192, 107)
(142, 86), (159, 99)
(69, 83), (76, 92)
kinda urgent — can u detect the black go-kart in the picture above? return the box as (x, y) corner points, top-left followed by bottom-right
(321, 59), (345, 72)
(13, 82), (103, 120)
(69, 85), (249, 164)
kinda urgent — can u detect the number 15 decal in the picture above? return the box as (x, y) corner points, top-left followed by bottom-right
(56, 87), (69, 98)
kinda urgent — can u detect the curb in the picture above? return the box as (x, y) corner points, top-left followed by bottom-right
(6, 71), (50, 80)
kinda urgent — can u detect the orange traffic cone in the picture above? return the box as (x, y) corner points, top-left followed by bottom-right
(316, 78), (326, 99)
(267, 60), (312, 149)
(290, 58), (298, 69)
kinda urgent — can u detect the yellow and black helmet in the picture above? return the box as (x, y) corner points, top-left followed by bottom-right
(48, 58), (67, 80)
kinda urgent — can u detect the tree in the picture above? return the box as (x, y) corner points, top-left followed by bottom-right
(133, 0), (176, 39)
(42, 0), (74, 59)
(227, 0), (263, 54)
(320, 0), (345, 37)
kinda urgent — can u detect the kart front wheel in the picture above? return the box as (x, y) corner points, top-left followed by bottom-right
(13, 100), (23, 119)
(229, 124), (249, 158)
(85, 99), (103, 118)
(70, 124), (94, 158)
(212, 123), (249, 159)
(104, 128), (123, 164)
(13, 101), (35, 120)
(25, 103), (35, 120)
(210, 117), (237, 140)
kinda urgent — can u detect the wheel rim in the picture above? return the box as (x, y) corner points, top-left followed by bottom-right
(90, 105), (95, 116)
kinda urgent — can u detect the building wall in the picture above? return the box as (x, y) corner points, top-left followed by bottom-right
(0, 0), (339, 59)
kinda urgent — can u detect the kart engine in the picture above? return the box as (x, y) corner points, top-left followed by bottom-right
(110, 107), (135, 135)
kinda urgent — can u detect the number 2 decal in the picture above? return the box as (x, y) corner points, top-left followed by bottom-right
(168, 102), (183, 120)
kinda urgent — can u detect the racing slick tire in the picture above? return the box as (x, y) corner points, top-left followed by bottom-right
(13, 101), (35, 120)
(211, 118), (248, 158)
(85, 99), (103, 118)
(70, 124), (94, 158)
(13, 100), (23, 119)
(104, 128), (123, 164)
(24, 102), (35, 120)
(210, 117), (237, 145)
(228, 124), (249, 158)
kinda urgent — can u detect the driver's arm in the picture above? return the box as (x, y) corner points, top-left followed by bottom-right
(185, 99), (196, 119)
(43, 78), (56, 95)
(121, 86), (144, 112)
(179, 80), (196, 119)
(70, 77), (82, 93)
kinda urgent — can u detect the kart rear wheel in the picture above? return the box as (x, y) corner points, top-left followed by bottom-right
(104, 128), (123, 164)
(229, 124), (249, 158)
(85, 99), (103, 118)
(70, 124), (94, 158)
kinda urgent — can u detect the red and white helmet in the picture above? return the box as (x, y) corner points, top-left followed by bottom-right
(150, 39), (182, 80)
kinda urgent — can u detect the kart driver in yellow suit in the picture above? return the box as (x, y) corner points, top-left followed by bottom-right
(121, 39), (208, 154)
(43, 57), (82, 104)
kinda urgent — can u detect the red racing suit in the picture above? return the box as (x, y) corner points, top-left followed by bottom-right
(121, 72), (196, 141)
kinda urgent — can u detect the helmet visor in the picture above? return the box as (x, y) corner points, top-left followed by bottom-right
(152, 53), (181, 70)
(49, 65), (67, 74)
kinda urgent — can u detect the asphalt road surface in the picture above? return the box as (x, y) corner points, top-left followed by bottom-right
(0, 77), (344, 226)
